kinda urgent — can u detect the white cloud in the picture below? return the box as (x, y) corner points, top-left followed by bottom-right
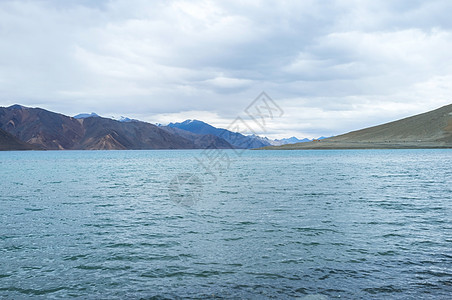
(0, 0), (451, 138)
(202, 76), (254, 90)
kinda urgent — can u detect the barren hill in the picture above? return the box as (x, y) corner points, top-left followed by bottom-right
(0, 128), (36, 150)
(263, 104), (452, 149)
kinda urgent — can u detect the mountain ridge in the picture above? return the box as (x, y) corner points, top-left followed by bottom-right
(0, 105), (232, 150)
(166, 119), (271, 149)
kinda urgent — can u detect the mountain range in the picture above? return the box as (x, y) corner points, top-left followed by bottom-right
(0, 105), (308, 151)
(166, 119), (270, 148)
(165, 120), (316, 148)
(263, 103), (452, 149)
(4, 103), (448, 151)
(0, 105), (228, 150)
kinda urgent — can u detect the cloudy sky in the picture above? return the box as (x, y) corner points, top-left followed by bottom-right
(1, 0), (452, 138)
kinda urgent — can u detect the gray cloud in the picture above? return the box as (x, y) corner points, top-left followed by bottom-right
(0, 0), (451, 138)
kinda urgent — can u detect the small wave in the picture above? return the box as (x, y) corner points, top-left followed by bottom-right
(0, 286), (66, 296)
(245, 272), (287, 279)
(75, 264), (131, 271)
(417, 270), (452, 278)
(377, 250), (398, 256)
(63, 254), (89, 261)
(24, 207), (44, 212)
(106, 242), (135, 248)
(363, 285), (404, 294)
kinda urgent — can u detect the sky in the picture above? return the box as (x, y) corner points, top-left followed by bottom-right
(1, 0), (452, 139)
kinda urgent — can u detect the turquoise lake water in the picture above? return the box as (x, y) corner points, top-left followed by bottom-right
(0, 149), (451, 299)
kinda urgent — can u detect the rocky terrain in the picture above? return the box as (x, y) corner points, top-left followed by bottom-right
(0, 128), (37, 150)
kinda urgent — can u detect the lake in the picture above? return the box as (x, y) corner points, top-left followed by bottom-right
(0, 149), (451, 299)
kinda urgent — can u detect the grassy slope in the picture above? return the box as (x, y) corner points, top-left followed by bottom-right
(262, 104), (452, 150)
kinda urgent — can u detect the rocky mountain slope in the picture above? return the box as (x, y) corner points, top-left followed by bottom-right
(0, 128), (37, 150)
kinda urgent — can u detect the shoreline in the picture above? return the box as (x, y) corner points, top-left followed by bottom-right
(258, 141), (452, 150)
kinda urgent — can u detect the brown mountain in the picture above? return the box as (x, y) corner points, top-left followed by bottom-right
(0, 105), (232, 150)
(0, 128), (37, 150)
(263, 103), (452, 149)
(77, 116), (198, 150)
(1, 105), (85, 150)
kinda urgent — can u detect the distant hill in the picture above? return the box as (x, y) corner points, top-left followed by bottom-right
(73, 112), (100, 119)
(116, 116), (140, 123)
(166, 119), (271, 149)
(263, 104), (452, 149)
(160, 126), (234, 149)
(0, 105), (233, 150)
(166, 120), (319, 147)
(0, 128), (36, 150)
(247, 134), (325, 146)
(272, 136), (311, 146)
(74, 113), (141, 123)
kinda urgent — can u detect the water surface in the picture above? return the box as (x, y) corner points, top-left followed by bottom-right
(0, 149), (451, 299)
